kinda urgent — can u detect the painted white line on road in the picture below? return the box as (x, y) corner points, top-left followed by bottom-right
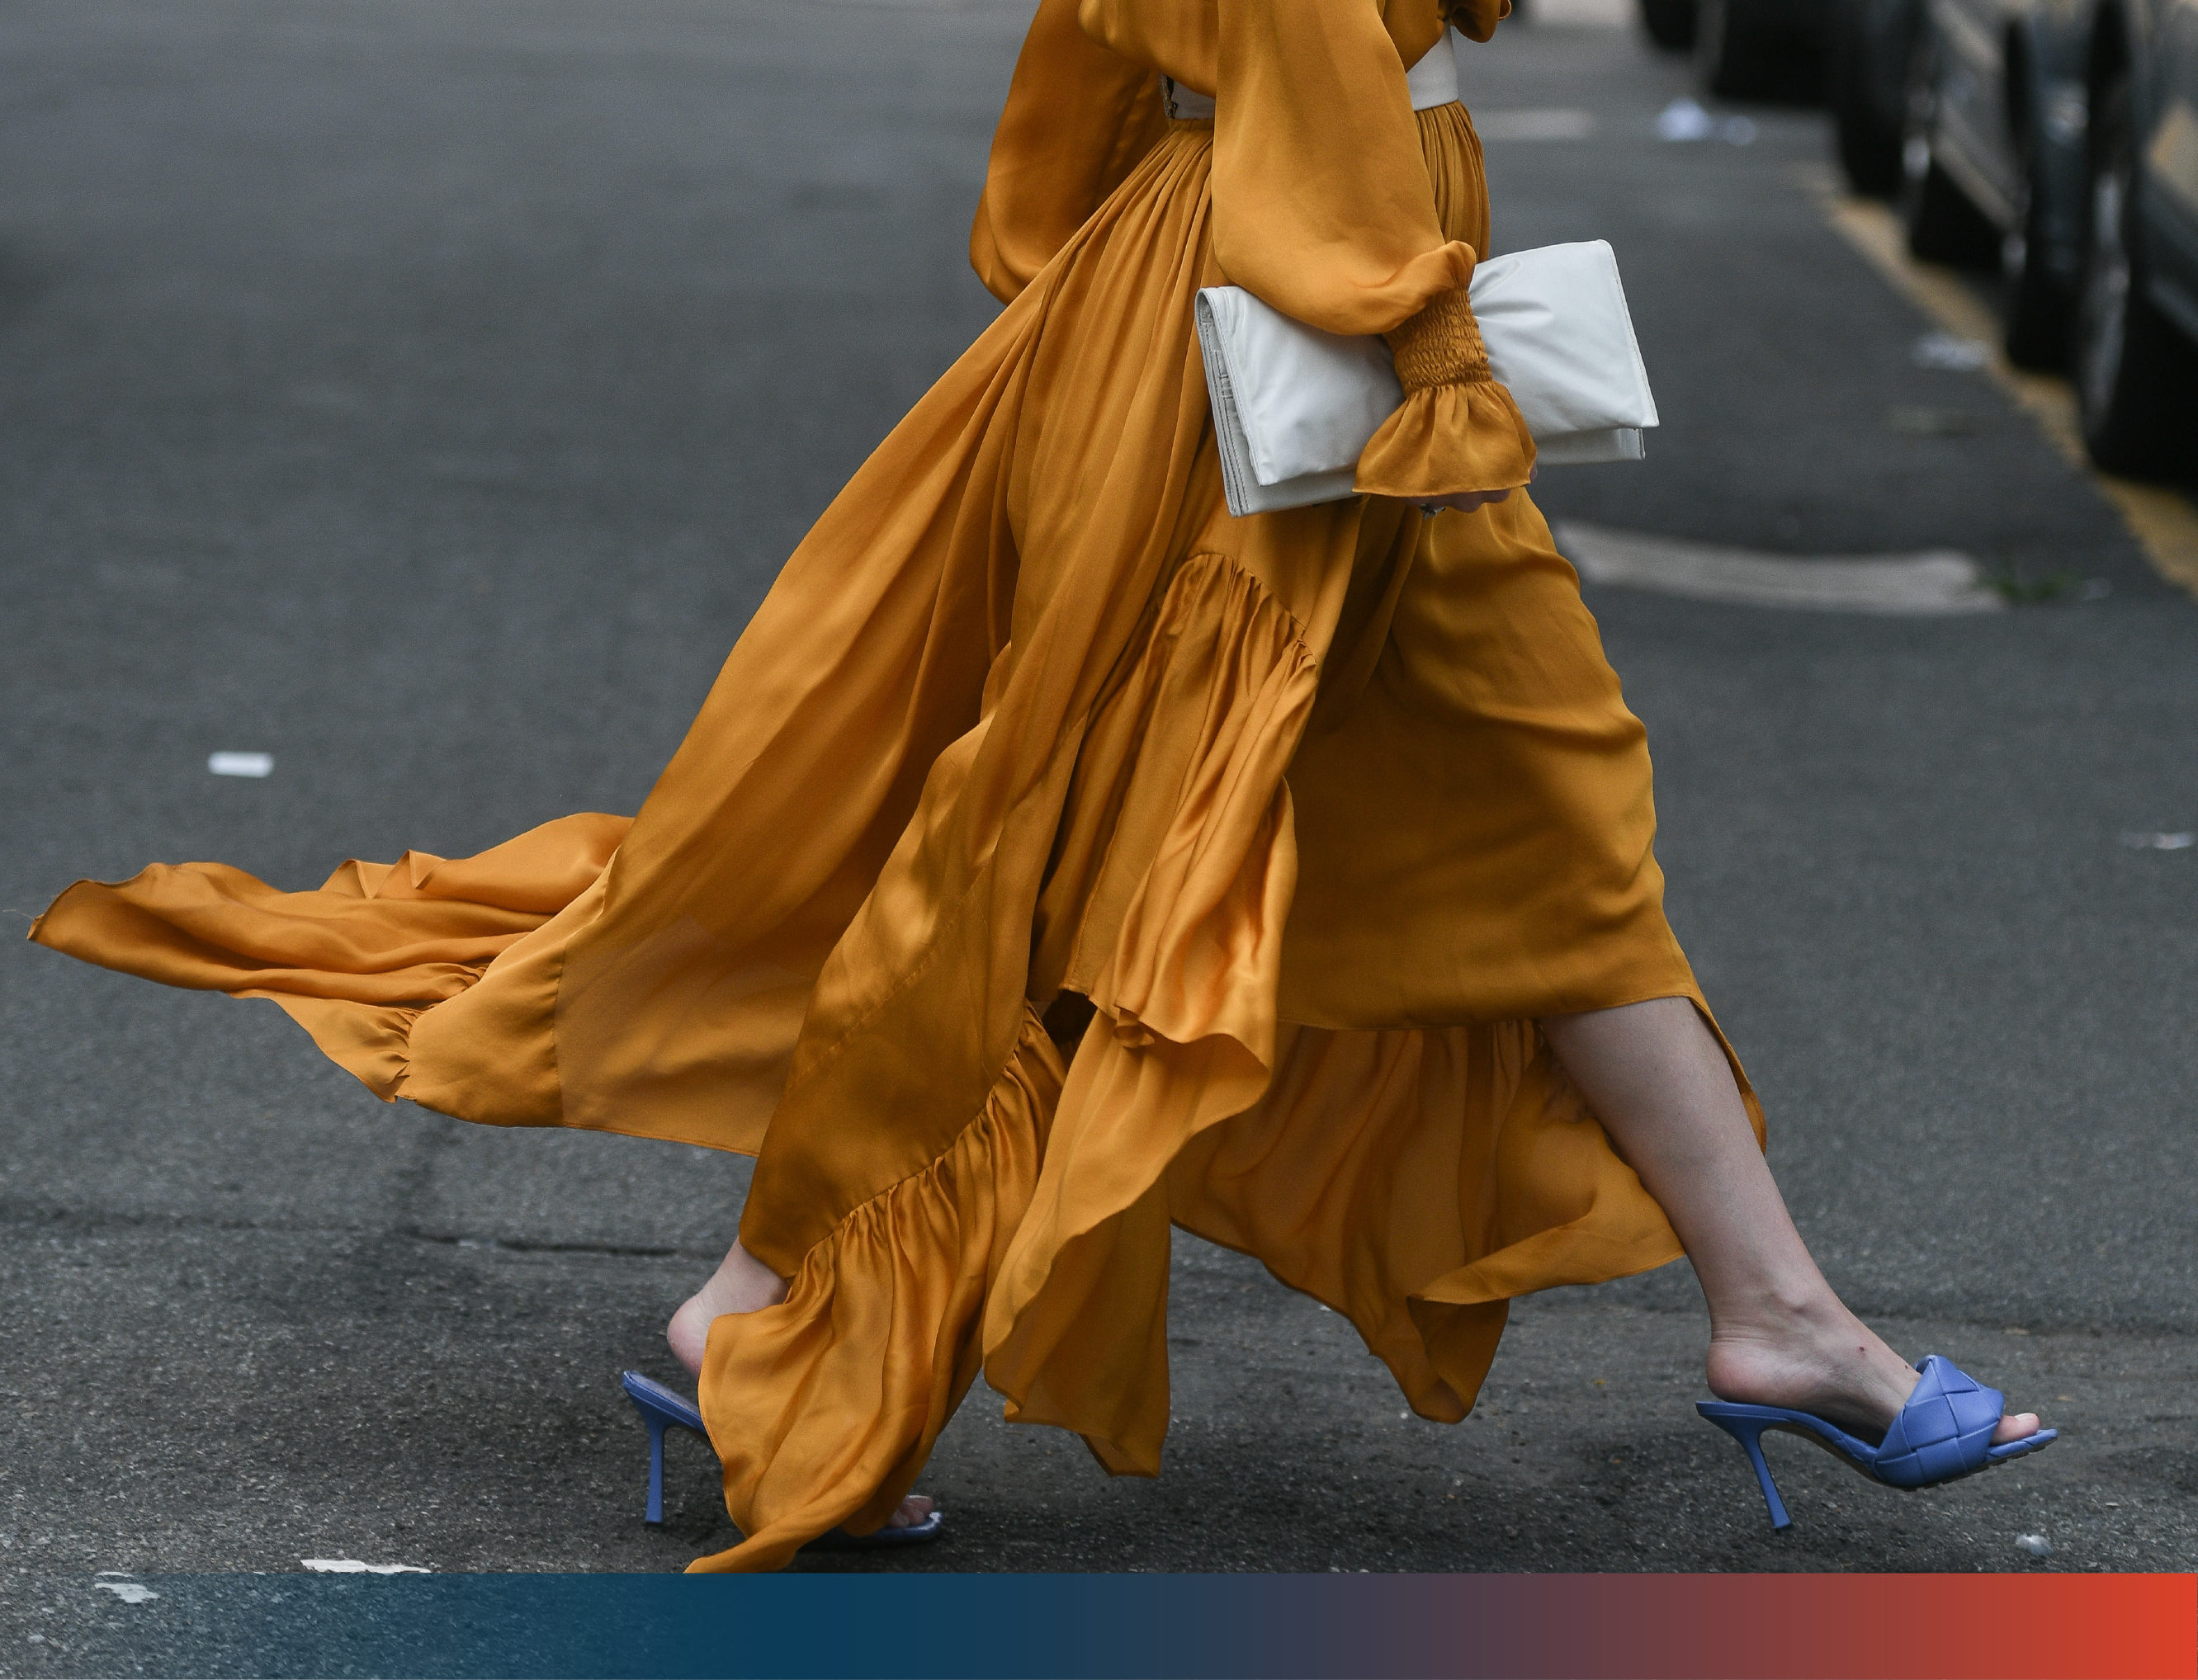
(1556, 521), (2004, 614)
(1813, 185), (2198, 599)
(208, 752), (273, 777)
(1524, 0), (1634, 26)
(1475, 108), (1597, 142)
(301, 1559), (432, 1574)
(92, 1581), (158, 1603)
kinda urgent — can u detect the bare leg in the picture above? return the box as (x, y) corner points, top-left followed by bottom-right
(667, 1239), (934, 1529)
(1539, 997), (2040, 1445)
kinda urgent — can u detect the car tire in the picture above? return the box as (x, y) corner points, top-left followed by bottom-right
(2075, 75), (2198, 476)
(1642, 0), (1697, 51)
(2002, 113), (2069, 369)
(1828, 46), (1898, 191)
(1695, 0), (1775, 97)
(1897, 31), (2000, 264)
(1829, 2), (1903, 194)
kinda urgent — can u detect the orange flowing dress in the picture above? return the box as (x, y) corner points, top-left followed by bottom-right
(31, 0), (1763, 1572)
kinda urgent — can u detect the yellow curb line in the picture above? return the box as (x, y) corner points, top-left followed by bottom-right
(1814, 186), (2198, 599)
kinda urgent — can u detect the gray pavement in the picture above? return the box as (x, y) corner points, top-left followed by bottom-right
(2, 0), (2194, 1626)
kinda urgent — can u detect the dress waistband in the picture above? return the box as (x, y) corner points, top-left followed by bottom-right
(1160, 31), (1459, 122)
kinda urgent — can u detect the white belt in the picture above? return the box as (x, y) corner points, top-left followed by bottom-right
(1161, 31), (1458, 121)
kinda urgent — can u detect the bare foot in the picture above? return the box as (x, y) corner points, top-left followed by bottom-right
(1706, 1294), (2041, 1446)
(666, 1241), (934, 1534)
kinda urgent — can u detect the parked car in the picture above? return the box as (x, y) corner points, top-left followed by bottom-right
(1893, 0), (2198, 474)
(1638, 0), (1833, 100)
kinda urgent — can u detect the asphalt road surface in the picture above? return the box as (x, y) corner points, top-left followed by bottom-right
(2, 0), (2194, 1630)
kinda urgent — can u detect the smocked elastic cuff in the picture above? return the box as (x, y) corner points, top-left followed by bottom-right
(1383, 287), (1490, 392)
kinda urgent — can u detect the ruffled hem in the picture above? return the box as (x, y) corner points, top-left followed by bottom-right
(688, 1008), (1066, 1573)
(26, 813), (631, 1107)
(1168, 1009), (1759, 1423)
(1039, 548), (1318, 1055)
(977, 550), (1316, 1475)
(1351, 377), (1537, 502)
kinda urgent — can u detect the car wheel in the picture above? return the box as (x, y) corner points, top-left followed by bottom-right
(1642, 0), (1697, 51)
(1695, 0), (1775, 97)
(2075, 74), (2198, 476)
(1830, 1), (1903, 194)
(1897, 31), (2000, 264)
(2002, 113), (2069, 369)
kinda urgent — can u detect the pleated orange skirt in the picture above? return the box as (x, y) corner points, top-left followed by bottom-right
(32, 108), (1761, 1571)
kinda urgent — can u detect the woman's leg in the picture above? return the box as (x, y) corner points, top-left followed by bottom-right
(668, 1244), (936, 1529)
(1539, 997), (2040, 1444)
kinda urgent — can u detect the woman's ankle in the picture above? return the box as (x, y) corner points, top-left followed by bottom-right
(712, 1239), (791, 1313)
(1705, 1279), (1854, 1346)
(1704, 1304), (1920, 1432)
(666, 1240), (790, 1376)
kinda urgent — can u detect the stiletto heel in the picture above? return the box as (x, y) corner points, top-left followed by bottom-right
(1698, 1354), (2054, 1529)
(618, 1371), (943, 1545)
(641, 1415), (669, 1523)
(622, 1371), (698, 1526)
(1700, 1412), (1792, 1529)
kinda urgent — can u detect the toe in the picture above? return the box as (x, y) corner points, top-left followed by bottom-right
(887, 1494), (934, 1528)
(1993, 1411), (2041, 1445)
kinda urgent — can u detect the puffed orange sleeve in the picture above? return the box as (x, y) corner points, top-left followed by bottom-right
(969, 0), (1168, 305)
(1212, 0), (1534, 499)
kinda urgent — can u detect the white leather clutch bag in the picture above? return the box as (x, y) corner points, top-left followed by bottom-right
(1193, 239), (1660, 517)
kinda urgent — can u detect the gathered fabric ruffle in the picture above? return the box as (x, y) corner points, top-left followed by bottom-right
(691, 1008), (1065, 1574)
(1353, 375), (1538, 502)
(983, 550), (1320, 1475)
(1170, 1017), (1748, 1422)
(1033, 547), (1316, 1053)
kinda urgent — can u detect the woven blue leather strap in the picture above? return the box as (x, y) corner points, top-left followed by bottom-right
(1871, 1355), (2004, 1488)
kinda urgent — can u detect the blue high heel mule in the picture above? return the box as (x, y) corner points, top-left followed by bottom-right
(620, 1371), (944, 1545)
(1698, 1354), (2056, 1529)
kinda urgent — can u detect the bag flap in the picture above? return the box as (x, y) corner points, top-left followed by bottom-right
(1468, 240), (1659, 437)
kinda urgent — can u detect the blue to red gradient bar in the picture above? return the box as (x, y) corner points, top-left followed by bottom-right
(1322, 1573), (2197, 1679)
(81, 1570), (2197, 1678)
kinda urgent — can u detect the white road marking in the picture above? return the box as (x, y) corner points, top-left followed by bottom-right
(1474, 108), (1597, 142)
(92, 1582), (158, 1603)
(1556, 521), (2005, 614)
(207, 752), (273, 777)
(1524, 0), (1633, 26)
(2120, 832), (2195, 850)
(301, 1559), (432, 1574)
